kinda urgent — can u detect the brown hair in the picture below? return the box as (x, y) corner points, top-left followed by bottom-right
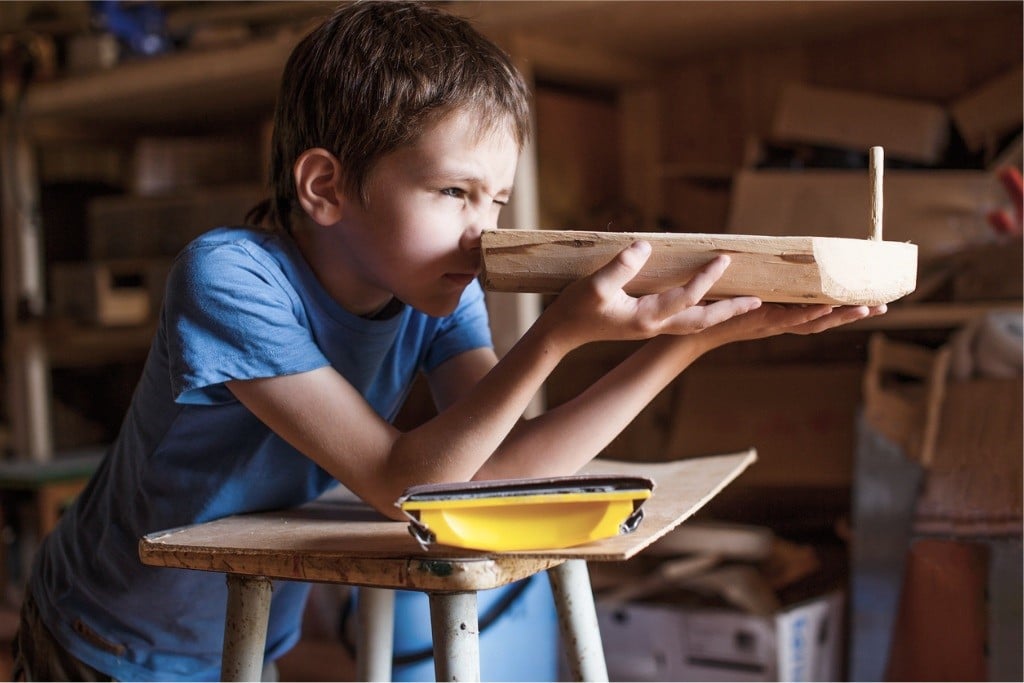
(248, 0), (532, 232)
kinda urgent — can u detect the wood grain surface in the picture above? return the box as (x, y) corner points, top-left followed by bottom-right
(481, 229), (916, 305)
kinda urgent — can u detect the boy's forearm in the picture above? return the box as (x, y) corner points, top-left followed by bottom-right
(387, 312), (572, 486)
(477, 333), (713, 479)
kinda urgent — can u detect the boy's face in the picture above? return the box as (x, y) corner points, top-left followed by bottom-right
(338, 108), (519, 317)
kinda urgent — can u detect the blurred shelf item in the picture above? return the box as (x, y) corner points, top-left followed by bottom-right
(24, 26), (305, 136)
(850, 301), (1022, 331)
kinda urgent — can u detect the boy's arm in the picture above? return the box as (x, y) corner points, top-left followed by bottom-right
(227, 243), (751, 517)
(467, 301), (882, 480)
(227, 300), (625, 519)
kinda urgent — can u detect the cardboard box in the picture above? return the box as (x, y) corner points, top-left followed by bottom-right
(727, 169), (1001, 259)
(771, 82), (949, 164)
(132, 135), (263, 196)
(950, 66), (1023, 152)
(87, 184), (264, 259)
(598, 591), (844, 682)
(949, 236), (1023, 302)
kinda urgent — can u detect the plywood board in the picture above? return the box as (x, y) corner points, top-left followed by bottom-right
(667, 363), (863, 489)
(481, 229), (916, 306)
(138, 451), (757, 591)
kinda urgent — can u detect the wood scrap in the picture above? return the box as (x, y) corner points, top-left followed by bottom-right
(760, 538), (821, 591)
(598, 554), (721, 605)
(674, 564), (781, 616)
(644, 521), (774, 562)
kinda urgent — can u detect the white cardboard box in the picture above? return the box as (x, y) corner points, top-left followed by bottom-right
(597, 590), (844, 682)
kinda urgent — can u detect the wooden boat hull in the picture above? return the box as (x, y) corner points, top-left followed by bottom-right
(481, 230), (918, 306)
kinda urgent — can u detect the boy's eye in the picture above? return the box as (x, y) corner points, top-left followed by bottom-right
(441, 187), (465, 199)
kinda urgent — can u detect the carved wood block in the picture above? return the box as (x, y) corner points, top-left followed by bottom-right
(481, 229), (918, 306)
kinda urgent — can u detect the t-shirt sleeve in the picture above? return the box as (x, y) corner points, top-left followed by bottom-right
(164, 241), (329, 404)
(422, 279), (493, 372)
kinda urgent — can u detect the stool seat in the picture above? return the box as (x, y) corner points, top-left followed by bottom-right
(139, 495), (565, 591)
(139, 451), (755, 681)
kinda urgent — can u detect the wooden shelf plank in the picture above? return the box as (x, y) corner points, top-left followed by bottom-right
(24, 28), (305, 132)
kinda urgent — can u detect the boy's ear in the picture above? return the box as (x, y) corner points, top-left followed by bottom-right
(294, 148), (348, 226)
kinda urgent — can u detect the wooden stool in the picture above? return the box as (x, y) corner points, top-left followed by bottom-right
(139, 452), (755, 681)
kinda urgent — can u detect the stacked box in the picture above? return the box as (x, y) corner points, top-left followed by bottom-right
(87, 184), (265, 260)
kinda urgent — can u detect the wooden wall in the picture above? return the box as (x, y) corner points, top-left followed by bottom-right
(535, 84), (624, 230)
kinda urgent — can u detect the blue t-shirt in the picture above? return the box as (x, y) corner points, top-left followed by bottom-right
(29, 227), (493, 681)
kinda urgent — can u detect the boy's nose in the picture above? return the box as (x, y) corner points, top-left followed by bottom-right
(460, 209), (494, 250)
(459, 222), (485, 252)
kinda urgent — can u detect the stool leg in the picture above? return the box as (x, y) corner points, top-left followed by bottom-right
(357, 587), (395, 682)
(548, 560), (608, 682)
(428, 591), (480, 682)
(222, 575), (273, 682)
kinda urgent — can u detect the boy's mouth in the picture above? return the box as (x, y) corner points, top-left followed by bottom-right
(443, 273), (478, 287)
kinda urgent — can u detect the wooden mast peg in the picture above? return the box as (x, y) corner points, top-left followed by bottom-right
(870, 146), (884, 241)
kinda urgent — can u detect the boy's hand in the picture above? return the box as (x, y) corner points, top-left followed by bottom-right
(699, 301), (887, 349)
(542, 241), (762, 350)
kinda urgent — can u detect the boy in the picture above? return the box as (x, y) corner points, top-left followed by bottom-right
(14, 2), (882, 680)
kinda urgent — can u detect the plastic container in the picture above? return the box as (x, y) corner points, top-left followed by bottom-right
(397, 474), (653, 552)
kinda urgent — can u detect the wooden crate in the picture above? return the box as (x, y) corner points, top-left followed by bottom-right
(50, 259), (172, 326)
